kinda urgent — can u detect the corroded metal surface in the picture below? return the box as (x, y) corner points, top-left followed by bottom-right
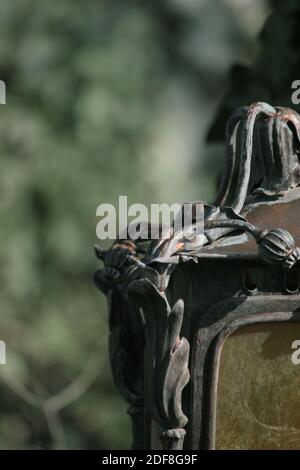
(201, 192), (300, 256)
(94, 102), (300, 449)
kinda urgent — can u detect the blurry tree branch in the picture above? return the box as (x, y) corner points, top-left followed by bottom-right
(0, 352), (103, 449)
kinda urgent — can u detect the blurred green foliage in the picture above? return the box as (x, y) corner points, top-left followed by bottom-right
(0, 0), (268, 449)
(209, 0), (300, 141)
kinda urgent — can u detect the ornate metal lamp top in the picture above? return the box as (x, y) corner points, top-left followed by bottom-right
(94, 102), (300, 450)
(96, 102), (300, 272)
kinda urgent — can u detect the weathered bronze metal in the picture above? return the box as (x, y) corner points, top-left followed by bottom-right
(94, 102), (300, 449)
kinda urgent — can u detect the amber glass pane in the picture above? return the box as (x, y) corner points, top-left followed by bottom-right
(216, 323), (300, 450)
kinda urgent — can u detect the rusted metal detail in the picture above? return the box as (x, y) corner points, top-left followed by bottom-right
(94, 242), (190, 450)
(93, 241), (146, 449)
(203, 220), (300, 269)
(94, 102), (300, 449)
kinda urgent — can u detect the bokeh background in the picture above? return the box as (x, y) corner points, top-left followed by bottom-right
(1, 0), (299, 449)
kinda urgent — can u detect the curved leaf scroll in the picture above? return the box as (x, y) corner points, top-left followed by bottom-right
(128, 278), (190, 450)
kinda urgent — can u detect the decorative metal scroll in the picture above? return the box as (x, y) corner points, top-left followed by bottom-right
(128, 280), (189, 450)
